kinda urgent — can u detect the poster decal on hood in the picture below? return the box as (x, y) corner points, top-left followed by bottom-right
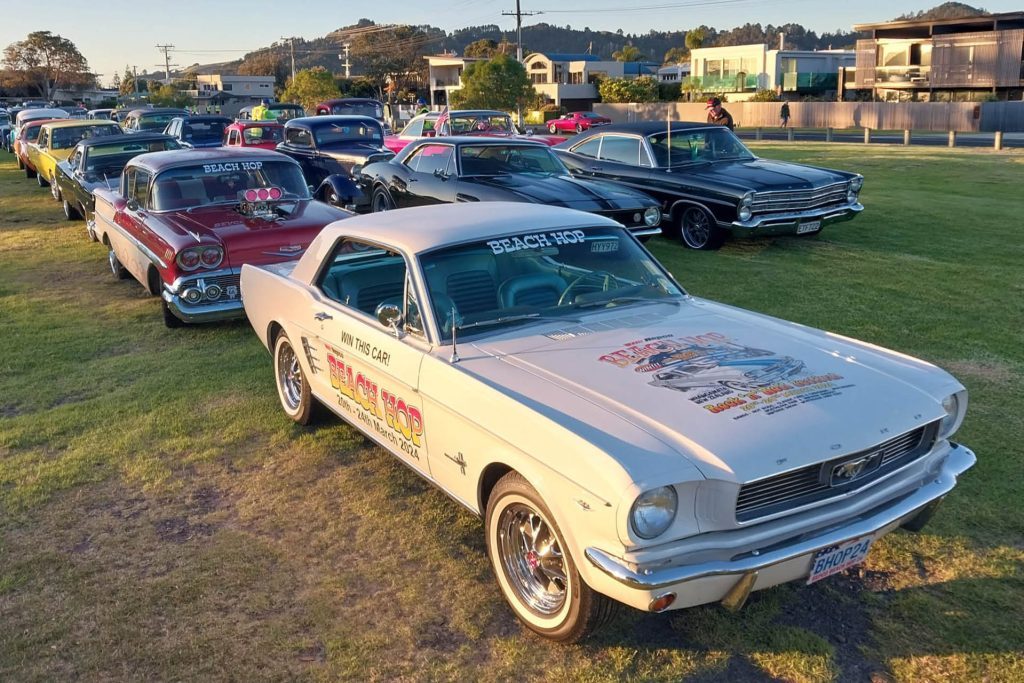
(597, 332), (855, 420)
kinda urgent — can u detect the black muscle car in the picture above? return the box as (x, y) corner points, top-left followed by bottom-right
(52, 133), (180, 238)
(554, 122), (863, 250)
(275, 116), (394, 211)
(357, 137), (663, 239)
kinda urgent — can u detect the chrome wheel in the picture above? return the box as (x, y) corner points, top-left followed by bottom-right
(51, 176), (60, 200)
(277, 341), (303, 411)
(680, 206), (724, 250)
(497, 502), (568, 616)
(108, 248), (128, 279)
(548, 123), (557, 134)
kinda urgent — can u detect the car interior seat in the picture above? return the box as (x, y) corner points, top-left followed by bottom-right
(498, 273), (568, 309)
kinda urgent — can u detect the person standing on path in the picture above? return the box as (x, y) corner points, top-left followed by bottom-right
(780, 101), (791, 128)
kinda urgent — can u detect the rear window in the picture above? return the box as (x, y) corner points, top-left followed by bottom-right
(313, 121), (382, 146)
(243, 126), (283, 144)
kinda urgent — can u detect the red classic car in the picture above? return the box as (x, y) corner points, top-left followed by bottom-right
(546, 111), (612, 135)
(91, 148), (353, 327)
(384, 110), (563, 154)
(223, 121), (285, 150)
(15, 119), (59, 176)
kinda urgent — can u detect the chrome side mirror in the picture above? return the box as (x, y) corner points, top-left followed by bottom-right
(376, 302), (403, 337)
(126, 197), (139, 211)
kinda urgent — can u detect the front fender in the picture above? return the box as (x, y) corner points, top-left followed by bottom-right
(316, 174), (367, 212)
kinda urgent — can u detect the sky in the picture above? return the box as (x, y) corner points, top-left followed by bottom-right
(2, 0), (1021, 87)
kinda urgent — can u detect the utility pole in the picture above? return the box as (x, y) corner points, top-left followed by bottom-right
(132, 66), (139, 95)
(341, 42), (352, 79)
(501, 0), (540, 62)
(155, 44), (176, 84)
(281, 37), (296, 82)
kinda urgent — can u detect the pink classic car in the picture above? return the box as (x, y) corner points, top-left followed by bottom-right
(384, 109), (563, 154)
(547, 111), (612, 135)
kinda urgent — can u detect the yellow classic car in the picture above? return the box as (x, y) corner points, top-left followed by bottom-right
(27, 119), (122, 197)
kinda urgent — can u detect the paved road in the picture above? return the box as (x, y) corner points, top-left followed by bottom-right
(736, 129), (1024, 149)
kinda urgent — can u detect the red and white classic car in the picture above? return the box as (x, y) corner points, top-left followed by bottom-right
(223, 121), (285, 150)
(92, 148), (353, 327)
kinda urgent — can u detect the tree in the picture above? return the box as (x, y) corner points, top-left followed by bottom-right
(685, 29), (706, 51)
(612, 44), (642, 62)
(343, 23), (432, 101)
(464, 39), (499, 58)
(280, 67), (341, 112)
(148, 84), (192, 108)
(598, 76), (658, 103)
(2, 31), (93, 100)
(449, 54), (535, 112)
(663, 47), (689, 64)
(118, 66), (142, 96)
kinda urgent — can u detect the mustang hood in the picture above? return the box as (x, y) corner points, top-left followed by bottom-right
(157, 201), (347, 268)
(465, 300), (950, 484)
(468, 174), (648, 209)
(689, 159), (853, 194)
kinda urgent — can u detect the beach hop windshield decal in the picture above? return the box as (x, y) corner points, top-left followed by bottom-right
(487, 230), (586, 254)
(598, 332), (854, 420)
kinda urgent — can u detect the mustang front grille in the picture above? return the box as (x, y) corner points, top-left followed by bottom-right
(751, 182), (850, 214)
(735, 422), (938, 522)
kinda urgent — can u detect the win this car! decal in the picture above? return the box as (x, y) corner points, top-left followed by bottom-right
(597, 332), (855, 421)
(324, 345), (424, 459)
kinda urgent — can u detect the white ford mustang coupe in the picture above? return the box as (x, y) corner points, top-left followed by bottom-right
(240, 203), (974, 642)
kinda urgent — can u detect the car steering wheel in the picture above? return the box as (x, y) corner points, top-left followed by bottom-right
(557, 271), (619, 306)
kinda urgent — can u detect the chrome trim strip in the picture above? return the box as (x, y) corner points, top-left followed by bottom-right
(732, 202), (863, 229)
(628, 226), (663, 238)
(95, 212), (168, 269)
(584, 444), (974, 590)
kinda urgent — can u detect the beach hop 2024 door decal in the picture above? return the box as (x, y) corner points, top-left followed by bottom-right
(597, 332), (854, 420)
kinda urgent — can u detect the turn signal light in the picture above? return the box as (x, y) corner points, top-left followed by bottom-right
(648, 593), (676, 613)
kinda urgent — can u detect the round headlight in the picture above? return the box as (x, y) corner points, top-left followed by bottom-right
(178, 249), (200, 271)
(182, 287), (203, 304)
(849, 176), (864, 192)
(200, 246), (222, 268)
(630, 486), (678, 539)
(738, 206), (752, 221)
(643, 206), (661, 227)
(939, 394), (960, 438)
(740, 191), (755, 207)
(204, 284), (222, 301)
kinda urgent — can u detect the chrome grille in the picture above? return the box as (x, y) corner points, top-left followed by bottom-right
(751, 182), (849, 213)
(180, 272), (241, 307)
(735, 423), (936, 522)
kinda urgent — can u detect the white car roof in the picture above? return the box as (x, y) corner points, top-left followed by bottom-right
(292, 203), (622, 283)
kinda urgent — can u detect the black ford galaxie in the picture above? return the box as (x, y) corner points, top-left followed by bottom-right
(52, 133), (180, 237)
(357, 137), (663, 239)
(554, 122), (863, 250)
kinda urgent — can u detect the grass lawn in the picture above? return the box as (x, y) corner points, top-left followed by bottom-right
(1, 143), (1022, 682)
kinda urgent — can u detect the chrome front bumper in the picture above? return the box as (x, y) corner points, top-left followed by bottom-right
(730, 202), (864, 235)
(629, 226), (663, 239)
(584, 443), (974, 608)
(162, 268), (244, 324)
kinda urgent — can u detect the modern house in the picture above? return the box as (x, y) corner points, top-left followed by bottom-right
(657, 63), (692, 83)
(195, 74), (275, 98)
(424, 52), (658, 110)
(852, 12), (1024, 101)
(689, 42), (854, 100)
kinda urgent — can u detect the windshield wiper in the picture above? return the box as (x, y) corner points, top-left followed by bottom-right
(455, 312), (581, 332)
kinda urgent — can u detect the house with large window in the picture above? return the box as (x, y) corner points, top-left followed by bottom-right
(852, 12), (1024, 101)
(689, 42), (854, 100)
(425, 52), (658, 110)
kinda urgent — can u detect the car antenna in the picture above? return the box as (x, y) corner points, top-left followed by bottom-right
(103, 172), (112, 190)
(450, 306), (460, 364)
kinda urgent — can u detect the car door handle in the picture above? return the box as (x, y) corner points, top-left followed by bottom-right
(314, 311), (333, 321)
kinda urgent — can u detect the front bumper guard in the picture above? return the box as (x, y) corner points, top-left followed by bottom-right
(162, 268), (245, 324)
(585, 443), (975, 593)
(730, 202), (864, 233)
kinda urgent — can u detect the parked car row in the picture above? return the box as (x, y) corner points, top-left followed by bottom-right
(2, 103), (975, 646)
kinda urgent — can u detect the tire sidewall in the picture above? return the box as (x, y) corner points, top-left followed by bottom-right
(273, 333), (309, 421)
(371, 187), (393, 212)
(485, 481), (584, 639)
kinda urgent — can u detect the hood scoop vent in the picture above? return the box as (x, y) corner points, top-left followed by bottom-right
(544, 311), (666, 341)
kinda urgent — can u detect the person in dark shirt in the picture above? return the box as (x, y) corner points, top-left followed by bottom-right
(705, 97), (735, 130)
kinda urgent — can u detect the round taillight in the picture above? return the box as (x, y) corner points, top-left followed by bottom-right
(244, 189), (258, 202)
(200, 247), (222, 268)
(257, 188), (270, 201)
(178, 250), (200, 270)
(268, 187), (282, 200)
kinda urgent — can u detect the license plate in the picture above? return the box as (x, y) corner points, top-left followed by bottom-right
(797, 220), (821, 234)
(807, 535), (873, 584)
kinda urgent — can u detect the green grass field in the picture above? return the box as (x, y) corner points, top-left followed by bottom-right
(1, 143), (1022, 682)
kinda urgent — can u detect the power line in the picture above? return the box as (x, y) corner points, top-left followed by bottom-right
(155, 44), (176, 83)
(501, 1), (541, 62)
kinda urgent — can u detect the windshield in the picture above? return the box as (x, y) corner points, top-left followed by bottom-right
(648, 127), (754, 167)
(459, 144), (566, 176)
(269, 105), (304, 121)
(445, 114), (515, 135)
(314, 121), (382, 146)
(84, 139), (182, 177)
(139, 113), (181, 131)
(187, 119), (229, 143)
(151, 160), (310, 211)
(329, 102), (383, 118)
(243, 126), (283, 143)
(51, 124), (120, 149)
(420, 226), (684, 341)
